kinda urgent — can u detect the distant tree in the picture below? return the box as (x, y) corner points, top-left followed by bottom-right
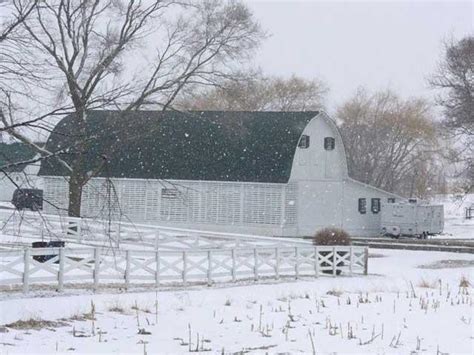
(337, 89), (440, 197)
(177, 72), (328, 111)
(430, 36), (473, 135)
(1, 0), (265, 217)
(429, 36), (473, 193)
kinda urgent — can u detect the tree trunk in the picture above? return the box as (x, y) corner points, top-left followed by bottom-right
(68, 174), (84, 218)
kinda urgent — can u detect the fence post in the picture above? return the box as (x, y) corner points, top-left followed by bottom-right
(207, 250), (212, 286)
(182, 251), (187, 286)
(332, 247), (337, 277)
(294, 247), (299, 279)
(23, 248), (30, 294)
(364, 247), (369, 275)
(314, 246), (319, 278)
(58, 247), (64, 292)
(349, 246), (353, 276)
(125, 250), (131, 290)
(115, 222), (121, 249)
(275, 247), (280, 280)
(231, 249), (236, 282)
(253, 248), (258, 281)
(155, 232), (160, 250)
(155, 250), (160, 287)
(93, 248), (100, 291)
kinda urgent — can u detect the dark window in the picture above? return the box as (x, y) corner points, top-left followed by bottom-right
(371, 198), (381, 213)
(161, 188), (179, 199)
(358, 198), (367, 214)
(298, 135), (310, 149)
(324, 137), (335, 150)
(387, 198), (395, 203)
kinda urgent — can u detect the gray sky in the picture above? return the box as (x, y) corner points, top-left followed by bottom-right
(246, 0), (473, 113)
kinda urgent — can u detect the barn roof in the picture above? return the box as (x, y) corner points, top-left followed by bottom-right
(39, 110), (318, 183)
(0, 142), (41, 172)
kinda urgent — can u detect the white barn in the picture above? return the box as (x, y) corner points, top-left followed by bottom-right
(40, 110), (400, 237)
(0, 142), (43, 202)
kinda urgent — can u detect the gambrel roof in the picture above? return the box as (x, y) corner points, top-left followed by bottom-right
(39, 110), (319, 183)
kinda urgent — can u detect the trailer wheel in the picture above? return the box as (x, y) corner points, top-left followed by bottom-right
(422, 232), (428, 239)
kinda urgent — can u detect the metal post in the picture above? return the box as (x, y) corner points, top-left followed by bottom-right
(207, 250), (213, 286)
(364, 247), (369, 275)
(23, 248), (30, 294)
(314, 246), (319, 278)
(253, 248), (258, 281)
(294, 247), (299, 279)
(125, 250), (131, 289)
(231, 249), (236, 282)
(332, 247), (337, 277)
(58, 247), (65, 292)
(93, 248), (100, 291)
(182, 251), (187, 286)
(275, 247), (280, 280)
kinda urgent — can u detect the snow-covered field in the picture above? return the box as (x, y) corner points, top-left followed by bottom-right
(435, 194), (474, 239)
(0, 249), (472, 354)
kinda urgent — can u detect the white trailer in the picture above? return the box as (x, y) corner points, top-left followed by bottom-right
(381, 202), (444, 238)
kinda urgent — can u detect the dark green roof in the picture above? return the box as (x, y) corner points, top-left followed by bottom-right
(39, 110), (318, 183)
(0, 142), (40, 172)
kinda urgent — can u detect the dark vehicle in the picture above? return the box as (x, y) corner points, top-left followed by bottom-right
(11, 189), (43, 211)
(32, 240), (65, 263)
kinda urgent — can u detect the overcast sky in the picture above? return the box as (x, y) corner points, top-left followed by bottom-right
(245, 0), (473, 113)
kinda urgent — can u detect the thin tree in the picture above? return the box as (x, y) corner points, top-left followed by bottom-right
(337, 88), (440, 197)
(2, 0), (264, 217)
(429, 36), (473, 193)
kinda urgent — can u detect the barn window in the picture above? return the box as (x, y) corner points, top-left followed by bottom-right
(161, 188), (179, 199)
(358, 198), (366, 214)
(298, 135), (310, 149)
(324, 137), (335, 150)
(387, 197), (395, 203)
(371, 198), (381, 213)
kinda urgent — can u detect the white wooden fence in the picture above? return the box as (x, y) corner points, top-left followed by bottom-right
(0, 245), (368, 293)
(0, 210), (310, 250)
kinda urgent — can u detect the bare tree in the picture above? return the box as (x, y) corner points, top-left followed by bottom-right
(337, 88), (440, 197)
(429, 36), (473, 193)
(177, 72), (328, 111)
(2, 0), (264, 217)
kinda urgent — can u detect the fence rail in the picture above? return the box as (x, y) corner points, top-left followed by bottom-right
(0, 211), (309, 251)
(0, 245), (368, 293)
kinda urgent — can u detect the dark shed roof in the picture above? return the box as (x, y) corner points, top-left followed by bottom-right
(39, 110), (318, 183)
(0, 142), (41, 172)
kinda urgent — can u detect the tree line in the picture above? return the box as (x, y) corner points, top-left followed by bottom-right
(0, 1), (472, 218)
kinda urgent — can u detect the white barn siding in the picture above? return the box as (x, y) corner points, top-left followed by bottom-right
(0, 161), (43, 202)
(43, 177), (299, 235)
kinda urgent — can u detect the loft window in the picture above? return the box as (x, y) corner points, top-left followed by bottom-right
(358, 198), (367, 214)
(161, 188), (179, 199)
(298, 135), (310, 149)
(371, 198), (381, 214)
(324, 137), (335, 150)
(387, 197), (396, 203)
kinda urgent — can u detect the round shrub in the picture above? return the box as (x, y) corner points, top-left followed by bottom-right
(312, 227), (352, 246)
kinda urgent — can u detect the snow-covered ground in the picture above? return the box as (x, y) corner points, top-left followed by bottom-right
(434, 194), (474, 239)
(0, 249), (472, 354)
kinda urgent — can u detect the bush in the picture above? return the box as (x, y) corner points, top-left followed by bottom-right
(312, 228), (351, 246)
